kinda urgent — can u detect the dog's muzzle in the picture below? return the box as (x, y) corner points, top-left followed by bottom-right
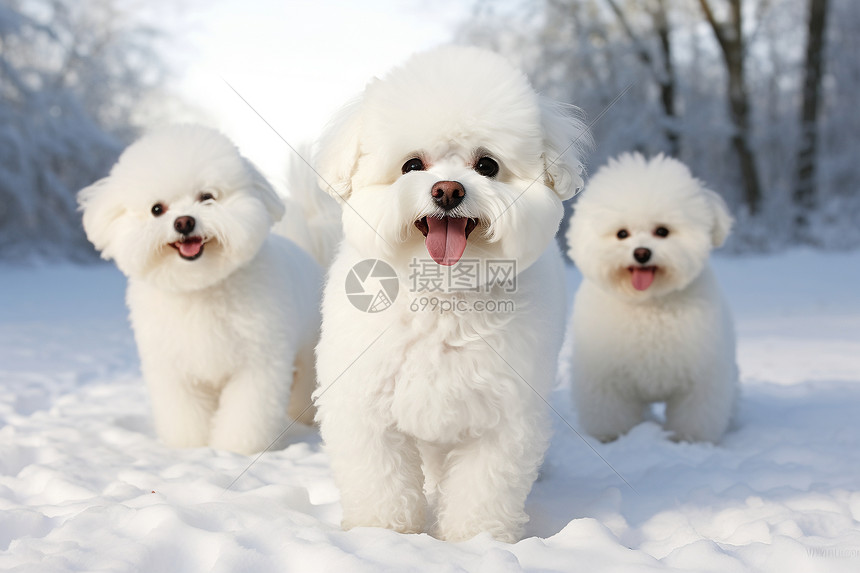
(414, 180), (479, 266)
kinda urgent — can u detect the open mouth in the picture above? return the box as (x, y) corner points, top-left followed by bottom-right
(628, 266), (657, 291)
(414, 216), (479, 266)
(169, 236), (207, 261)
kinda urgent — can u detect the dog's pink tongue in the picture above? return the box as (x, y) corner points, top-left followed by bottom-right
(631, 267), (656, 291)
(425, 216), (468, 266)
(178, 239), (203, 258)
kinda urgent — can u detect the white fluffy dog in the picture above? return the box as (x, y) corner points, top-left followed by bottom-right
(566, 153), (738, 444)
(314, 46), (589, 542)
(78, 125), (323, 455)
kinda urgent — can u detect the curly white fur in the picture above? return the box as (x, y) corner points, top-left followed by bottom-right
(78, 125), (323, 454)
(566, 152), (738, 443)
(314, 46), (589, 542)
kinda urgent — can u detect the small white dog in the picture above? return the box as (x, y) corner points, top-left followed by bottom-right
(566, 152), (738, 443)
(314, 46), (589, 542)
(78, 125), (323, 455)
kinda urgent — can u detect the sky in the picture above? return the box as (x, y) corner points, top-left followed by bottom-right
(156, 0), (472, 194)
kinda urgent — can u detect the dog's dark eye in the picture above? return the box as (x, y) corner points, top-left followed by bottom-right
(655, 226), (670, 238)
(617, 229), (629, 239)
(199, 192), (215, 202)
(402, 158), (425, 174)
(151, 203), (166, 217)
(474, 156), (499, 178)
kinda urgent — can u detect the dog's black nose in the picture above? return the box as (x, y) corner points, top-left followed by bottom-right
(174, 216), (196, 235)
(633, 247), (652, 264)
(431, 181), (466, 211)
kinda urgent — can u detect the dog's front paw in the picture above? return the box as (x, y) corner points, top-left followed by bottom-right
(153, 412), (211, 450)
(342, 509), (425, 535)
(436, 517), (521, 544)
(208, 421), (280, 455)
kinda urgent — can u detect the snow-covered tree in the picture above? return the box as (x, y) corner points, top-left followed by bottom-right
(0, 0), (165, 261)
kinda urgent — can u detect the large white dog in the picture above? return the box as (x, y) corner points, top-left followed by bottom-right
(78, 125), (323, 455)
(566, 153), (738, 443)
(314, 46), (589, 542)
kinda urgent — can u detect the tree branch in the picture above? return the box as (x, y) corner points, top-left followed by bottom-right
(698, 0), (730, 56)
(604, 0), (664, 85)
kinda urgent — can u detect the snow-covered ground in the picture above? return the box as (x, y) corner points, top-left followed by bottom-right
(1, 250), (859, 572)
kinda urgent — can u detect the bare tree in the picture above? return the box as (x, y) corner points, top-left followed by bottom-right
(794, 0), (830, 238)
(463, 0), (860, 250)
(651, 0), (679, 156)
(604, 0), (680, 156)
(699, 0), (763, 214)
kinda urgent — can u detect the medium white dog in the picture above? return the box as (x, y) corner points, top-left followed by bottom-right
(314, 46), (589, 542)
(566, 152), (738, 443)
(78, 125), (323, 455)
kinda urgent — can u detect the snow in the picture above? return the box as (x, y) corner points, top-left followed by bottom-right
(1, 250), (859, 572)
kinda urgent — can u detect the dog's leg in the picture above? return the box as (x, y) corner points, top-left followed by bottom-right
(287, 340), (317, 426)
(208, 361), (292, 455)
(322, 415), (426, 534)
(147, 373), (217, 449)
(417, 441), (449, 533)
(665, 371), (736, 443)
(434, 407), (549, 543)
(418, 441), (447, 495)
(574, 381), (646, 442)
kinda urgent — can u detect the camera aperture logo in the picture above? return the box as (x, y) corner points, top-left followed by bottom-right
(346, 259), (399, 313)
(346, 258), (517, 314)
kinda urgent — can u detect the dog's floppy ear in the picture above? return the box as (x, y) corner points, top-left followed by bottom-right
(243, 158), (285, 224)
(704, 188), (734, 248)
(540, 99), (592, 201)
(77, 178), (126, 260)
(316, 96), (363, 203)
